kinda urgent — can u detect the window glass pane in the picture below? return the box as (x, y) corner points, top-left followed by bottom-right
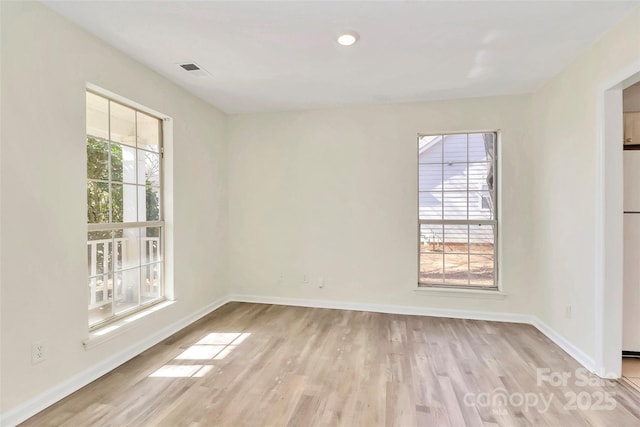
(87, 138), (109, 180)
(418, 164), (442, 192)
(481, 194), (492, 210)
(111, 183), (138, 223)
(443, 253), (469, 285)
(137, 112), (160, 152)
(112, 231), (123, 270)
(420, 224), (443, 252)
(149, 186), (161, 221)
(113, 228), (140, 271)
(141, 263), (162, 303)
(468, 134), (489, 162)
(87, 181), (110, 223)
(419, 191), (442, 220)
(88, 231), (113, 276)
(88, 275), (113, 325)
(442, 162), (468, 192)
(142, 227), (162, 264)
(110, 144), (136, 184)
(88, 232), (114, 325)
(114, 268), (140, 314)
(86, 92), (109, 139)
(420, 224), (443, 285)
(138, 150), (161, 187)
(470, 190), (493, 220)
(420, 253), (443, 285)
(467, 162), (491, 190)
(139, 185), (161, 222)
(418, 135), (442, 164)
(469, 224), (494, 254)
(443, 134), (467, 164)
(110, 102), (136, 146)
(469, 255), (494, 286)
(443, 224), (468, 253)
(443, 191), (468, 220)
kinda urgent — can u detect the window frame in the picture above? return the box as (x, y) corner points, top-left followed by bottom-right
(86, 88), (167, 331)
(417, 130), (500, 290)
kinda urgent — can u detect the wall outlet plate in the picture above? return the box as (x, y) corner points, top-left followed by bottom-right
(31, 342), (46, 364)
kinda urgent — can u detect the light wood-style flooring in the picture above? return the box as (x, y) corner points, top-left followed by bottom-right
(22, 303), (640, 426)
(622, 358), (640, 393)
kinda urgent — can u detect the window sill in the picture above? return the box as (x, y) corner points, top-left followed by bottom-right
(414, 286), (508, 299)
(83, 300), (175, 350)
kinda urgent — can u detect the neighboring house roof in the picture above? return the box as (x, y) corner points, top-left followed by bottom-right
(418, 135), (442, 155)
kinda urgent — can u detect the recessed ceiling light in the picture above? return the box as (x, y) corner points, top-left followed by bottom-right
(337, 32), (359, 46)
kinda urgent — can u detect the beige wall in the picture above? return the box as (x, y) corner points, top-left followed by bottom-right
(227, 95), (535, 313)
(0, 1), (228, 412)
(530, 8), (640, 359)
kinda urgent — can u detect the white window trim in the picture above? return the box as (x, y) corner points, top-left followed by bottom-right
(413, 286), (507, 299)
(83, 300), (176, 350)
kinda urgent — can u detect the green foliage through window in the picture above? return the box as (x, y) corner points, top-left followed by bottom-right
(87, 137), (160, 225)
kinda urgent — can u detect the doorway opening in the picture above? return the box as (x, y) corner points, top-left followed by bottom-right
(597, 63), (640, 381)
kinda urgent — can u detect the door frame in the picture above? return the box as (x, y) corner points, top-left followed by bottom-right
(596, 60), (640, 378)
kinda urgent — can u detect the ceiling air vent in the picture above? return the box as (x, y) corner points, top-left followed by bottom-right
(176, 62), (211, 78)
(179, 63), (200, 71)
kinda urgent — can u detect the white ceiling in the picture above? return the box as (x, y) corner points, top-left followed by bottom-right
(44, 1), (639, 114)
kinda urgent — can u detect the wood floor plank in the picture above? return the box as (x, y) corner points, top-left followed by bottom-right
(20, 302), (640, 426)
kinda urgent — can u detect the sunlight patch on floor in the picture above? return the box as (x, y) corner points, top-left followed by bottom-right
(148, 332), (251, 378)
(149, 364), (210, 378)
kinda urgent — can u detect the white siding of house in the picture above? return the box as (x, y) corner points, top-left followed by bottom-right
(419, 134), (494, 246)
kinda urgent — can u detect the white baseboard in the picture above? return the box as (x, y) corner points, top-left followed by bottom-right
(231, 294), (597, 374)
(0, 295), (231, 427)
(529, 317), (596, 373)
(230, 293), (532, 323)
(1, 293), (597, 426)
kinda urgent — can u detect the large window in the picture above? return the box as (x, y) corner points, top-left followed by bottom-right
(86, 91), (164, 328)
(418, 132), (497, 288)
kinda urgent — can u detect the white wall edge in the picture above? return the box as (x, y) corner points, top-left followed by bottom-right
(0, 295), (231, 427)
(1, 293), (598, 426)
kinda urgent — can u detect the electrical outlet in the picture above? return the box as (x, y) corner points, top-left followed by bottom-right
(565, 305), (572, 319)
(318, 278), (324, 289)
(31, 342), (46, 364)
